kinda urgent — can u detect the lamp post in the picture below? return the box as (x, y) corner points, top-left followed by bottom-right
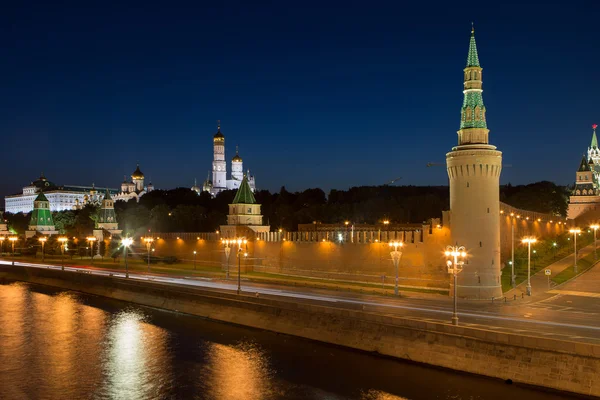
(522, 237), (537, 296)
(569, 228), (581, 273)
(38, 237), (47, 262)
(388, 240), (404, 296)
(121, 237), (133, 278)
(382, 220), (390, 242)
(0, 236), (5, 256)
(511, 215), (516, 288)
(58, 237), (68, 270)
(236, 238), (247, 294)
(552, 241), (557, 260)
(223, 239), (232, 279)
(193, 250), (197, 270)
(143, 237), (153, 272)
(86, 237), (97, 265)
(445, 245), (466, 325)
(9, 236), (17, 264)
(591, 225), (599, 260)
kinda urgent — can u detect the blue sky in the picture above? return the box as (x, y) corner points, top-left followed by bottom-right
(1, 1), (599, 196)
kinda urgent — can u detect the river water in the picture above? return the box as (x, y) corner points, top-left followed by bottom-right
(0, 281), (579, 400)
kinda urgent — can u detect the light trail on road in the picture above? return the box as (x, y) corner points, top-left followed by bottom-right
(5, 260), (600, 344)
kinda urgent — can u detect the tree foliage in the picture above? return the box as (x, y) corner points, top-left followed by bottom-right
(3, 181), (569, 236)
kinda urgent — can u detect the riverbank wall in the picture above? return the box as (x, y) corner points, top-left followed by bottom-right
(2, 265), (598, 397)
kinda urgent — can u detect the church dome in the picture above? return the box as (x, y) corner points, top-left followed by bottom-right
(132, 164), (144, 179)
(232, 154), (242, 162)
(213, 124), (225, 142)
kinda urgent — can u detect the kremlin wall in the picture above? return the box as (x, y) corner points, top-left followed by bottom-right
(145, 201), (565, 296)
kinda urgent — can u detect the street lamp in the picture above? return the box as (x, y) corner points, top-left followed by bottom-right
(86, 237), (97, 265)
(38, 237), (47, 262)
(0, 236), (5, 255)
(121, 237), (133, 278)
(222, 239), (232, 279)
(236, 238), (247, 294)
(591, 225), (599, 259)
(569, 228), (581, 273)
(193, 250), (197, 270)
(388, 241), (404, 296)
(9, 236), (18, 264)
(143, 237), (154, 272)
(521, 237), (537, 296)
(445, 245), (466, 325)
(58, 237), (68, 270)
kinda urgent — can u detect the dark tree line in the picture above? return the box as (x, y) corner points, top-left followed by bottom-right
(3, 181), (569, 236)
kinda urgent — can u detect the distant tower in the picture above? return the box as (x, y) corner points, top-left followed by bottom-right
(231, 145), (243, 182)
(212, 121), (227, 194)
(573, 155), (595, 196)
(132, 164), (145, 192)
(96, 190), (120, 231)
(26, 192), (57, 237)
(202, 172), (213, 193)
(191, 178), (201, 194)
(446, 27), (503, 299)
(587, 124), (600, 184)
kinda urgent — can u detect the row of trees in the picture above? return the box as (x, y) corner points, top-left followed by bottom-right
(4, 181), (569, 237)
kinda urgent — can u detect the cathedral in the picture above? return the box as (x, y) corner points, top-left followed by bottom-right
(567, 124), (600, 221)
(193, 123), (257, 196)
(114, 164), (154, 202)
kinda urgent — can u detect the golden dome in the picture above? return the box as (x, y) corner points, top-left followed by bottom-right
(232, 145), (242, 162)
(132, 164), (144, 179)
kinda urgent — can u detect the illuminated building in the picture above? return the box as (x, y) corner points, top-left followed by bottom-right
(5, 173), (116, 214)
(113, 164), (154, 203)
(26, 192), (58, 237)
(220, 175), (269, 237)
(567, 125), (600, 221)
(446, 27), (503, 299)
(203, 122), (256, 196)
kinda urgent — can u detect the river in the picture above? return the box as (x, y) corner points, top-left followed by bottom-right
(0, 281), (579, 400)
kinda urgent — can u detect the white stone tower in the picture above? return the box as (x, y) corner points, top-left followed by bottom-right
(446, 27), (503, 299)
(212, 121), (227, 194)
(231, 146), (243, 182)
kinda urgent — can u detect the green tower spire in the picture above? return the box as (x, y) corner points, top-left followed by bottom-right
(466, 26), (480, 67)
(459, 27), (487, 133)
(591, 124), (598, 149)
(232, 175), (256, 204)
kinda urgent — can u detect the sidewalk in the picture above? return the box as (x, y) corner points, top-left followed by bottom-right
(504, 243), (596, 298)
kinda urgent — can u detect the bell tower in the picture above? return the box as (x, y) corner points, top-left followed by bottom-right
(212, 121), (227, 194)
(446, 27), (503, 299)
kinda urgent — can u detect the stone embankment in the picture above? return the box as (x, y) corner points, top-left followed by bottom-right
(2, 265), (599, 397)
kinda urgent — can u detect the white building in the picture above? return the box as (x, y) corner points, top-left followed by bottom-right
(5, 173), (117, 214)
(113, 164), (154, 203)
(201, 123), (256, 196)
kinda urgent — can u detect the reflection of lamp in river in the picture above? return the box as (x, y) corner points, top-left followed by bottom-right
(205, 342), (270, 399)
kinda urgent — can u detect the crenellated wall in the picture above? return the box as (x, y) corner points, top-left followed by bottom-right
(146, 206), (567, 295)
(498, 202), (568, 261)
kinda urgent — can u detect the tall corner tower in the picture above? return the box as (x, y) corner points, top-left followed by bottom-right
(446, 27), (503, 299)
(212, 121), (227, 192)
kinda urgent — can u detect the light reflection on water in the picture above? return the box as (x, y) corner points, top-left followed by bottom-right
(0, 282), (579, 400)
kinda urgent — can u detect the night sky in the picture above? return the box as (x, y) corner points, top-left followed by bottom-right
(1, 1), (599, 197)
